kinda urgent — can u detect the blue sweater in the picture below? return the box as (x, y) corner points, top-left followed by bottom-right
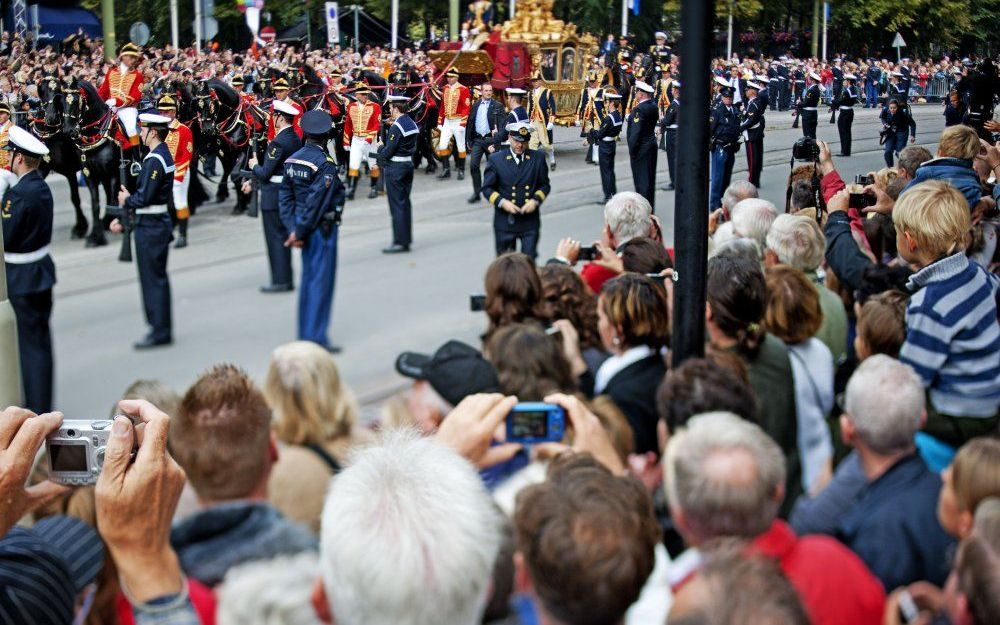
(902, 157), (983, 209)
(899, 253), (1000, 418)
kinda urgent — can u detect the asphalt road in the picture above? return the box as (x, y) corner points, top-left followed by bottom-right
(35, 104), (946, 418)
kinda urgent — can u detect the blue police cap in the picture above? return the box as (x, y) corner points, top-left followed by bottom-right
(300, 109), (333, 137)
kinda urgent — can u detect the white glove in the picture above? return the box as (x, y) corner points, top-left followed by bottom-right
(436, 124), (443, 131)
(105, 98), (117, 108)
(546, 122), (553, 131)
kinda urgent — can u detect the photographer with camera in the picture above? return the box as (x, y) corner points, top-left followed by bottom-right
(880, 98), (917, 167)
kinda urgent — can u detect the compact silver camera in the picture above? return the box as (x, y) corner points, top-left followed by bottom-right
(45, 419), (116, 485)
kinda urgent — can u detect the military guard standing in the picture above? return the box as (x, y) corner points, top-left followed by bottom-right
(829, 59), (844, 124)
(627, 81), (659, 211)
(740, 81), (766, 188)
(794, 71), (821, 139)
(156, 95), (194, 249)
(503, 87), (529, 142)
(245, 100), (302, 292)
(709, 86), (741, 210)
(864, 62), (882, 108)
(111, 113), (175, 349)
(591, 92), (623, 202)
(777, 59), (791, 111)
(658, 82), (680, 191)
(2, 127), (55, 413)
(481, 122), (550, 259)
(0, 103), (13, 170)
(832, 74), (859, 156)
(98, 43), (143, 147)
(269, 77), (303, 140)
(377, 95), (418, 254)
(343, 83), (382, 200)
(576, 70), (605, 164)
(436, 68), (471, 180)
(528, 72), (557, 169)
(279, 110), (346, 353)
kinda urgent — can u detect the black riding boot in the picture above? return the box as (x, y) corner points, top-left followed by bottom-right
(346, 176), (358, 200)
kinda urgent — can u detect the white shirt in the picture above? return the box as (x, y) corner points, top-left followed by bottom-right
(475, 99), (490, 135)
(594, 345), (654, 394)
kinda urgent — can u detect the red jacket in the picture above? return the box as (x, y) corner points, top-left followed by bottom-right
(581, 263), (619, 295)
(751, 520), (885, 625)
(438, 83), (471, 125)
(98, 66), (143, 107)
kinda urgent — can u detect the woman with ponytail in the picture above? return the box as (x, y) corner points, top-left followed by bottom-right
(706, 252), (803, 511)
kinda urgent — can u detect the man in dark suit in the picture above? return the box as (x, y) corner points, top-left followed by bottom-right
(658, 82), (680, 191)
(627, 81), (659, 211)
(481, 122), (551, 260)
(246, 99), (302, 292)
(1, 126), (55, 413)
(590, 92), (623, 202)
(740, 82), (766, 188)
(709, 86), (741, 210)
(466, 83), (506, 203)
(795, 72), (822, 138)
(376, 95), (419, 253)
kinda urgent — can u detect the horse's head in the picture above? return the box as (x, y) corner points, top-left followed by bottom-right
(61, 79), (82, 138)
(194, 82), (218, 136)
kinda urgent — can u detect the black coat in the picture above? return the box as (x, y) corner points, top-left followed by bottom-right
(626, 98), (658, 155)
(252, 126), (303, 211)
(482, 146), (551, 233)
(740, 96), (766, 142)
(598, 354), (667, 456)
(467, 98), (506, 149)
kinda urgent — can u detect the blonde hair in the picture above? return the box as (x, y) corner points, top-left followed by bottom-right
(951, 438), (1000, 516)
(937, 124), (981, 161)
(264, 341), (359, 446)
(894, 180), (970, 258)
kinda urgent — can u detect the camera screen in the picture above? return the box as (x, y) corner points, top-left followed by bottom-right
(50, 443), (88, 472)
(510, 410), (548, 439)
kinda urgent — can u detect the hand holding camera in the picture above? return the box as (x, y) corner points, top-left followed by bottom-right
(555, 237), (582, 265)
(0, 407), (69, 537)
(95, 400), (187, 603)
(435, 393), (522, 468)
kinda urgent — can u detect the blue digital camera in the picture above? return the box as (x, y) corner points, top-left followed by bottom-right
(505, 402), (566, 444)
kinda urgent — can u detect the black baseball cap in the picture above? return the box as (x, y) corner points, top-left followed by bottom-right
(395, 340), (500, 407)
(0, 516), (105, 625)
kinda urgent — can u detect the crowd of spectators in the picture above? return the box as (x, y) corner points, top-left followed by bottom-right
(2, 26), (1000, 625)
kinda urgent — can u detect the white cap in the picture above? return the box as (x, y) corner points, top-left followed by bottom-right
(844, 73), (857, 81)
(506, 121), (532, 141)
(746, 81), (764, 91)
(755, 74), (769, 82)
(891, 71), (903, 77)
(5, 125), (49, 157)
(506, 87), (526, 95)
(808, 71), (821, 81)
(635, 81), (655, 94)
(713, 76), (731, 88)
(137, 113), (172, 127)
(604, 92), (622, 100)
(655, 31), (667, 39)
(272, 100), (299, 116)
(384, 94), (408, 103)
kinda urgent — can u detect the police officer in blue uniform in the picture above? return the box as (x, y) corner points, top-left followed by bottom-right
(377, 95), (418, 253)
(481, 121), (551, 260)
(658, 83), (680, 191)
(113, 113), (175, 349)
(246, 99), (302, 292)
(2, 126), (55, 412)
(865, 62), (882, 108)
(709, 86), (741, 210)
(279, 109), (346, 353)
(590, 92), (623, 202)
(740, 81), (766, 188)
(627, 80), (659, 211)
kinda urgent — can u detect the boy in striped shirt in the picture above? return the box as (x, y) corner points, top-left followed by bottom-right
(894, 180), (1000, 446)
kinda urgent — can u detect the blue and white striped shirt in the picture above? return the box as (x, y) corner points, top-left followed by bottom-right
(899, 253), (1000, 418)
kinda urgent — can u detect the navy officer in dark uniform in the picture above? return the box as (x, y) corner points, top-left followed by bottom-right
(832, 74), (859, 156)
(481, 121), (551, 260)
(279, 109), (346, 353)
(590, 92), (623, 202)
(376, 94), (418, 253)
(244, 99), (302, 292)
(627, 80), (659, 211)
(709, 85), (741, 210)
(740, 81), (766, 188)
(658, 82), (681, 191)
(112, 113), (175, 349)
(795, 71), (822, 139)
(1, 126), (55, 412)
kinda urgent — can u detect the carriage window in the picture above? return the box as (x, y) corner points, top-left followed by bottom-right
(561, 48), (576, 81)
(540, 49), (557, 82)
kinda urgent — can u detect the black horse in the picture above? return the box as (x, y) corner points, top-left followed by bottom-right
(33, 77), (87, 240)
(194, 78), (262, 213)
(62, 79), (137, 248)
(292, 64), (352, 166)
